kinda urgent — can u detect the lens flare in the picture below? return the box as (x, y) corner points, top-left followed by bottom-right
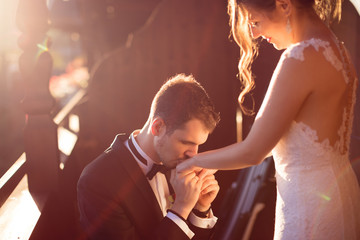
(317, 192), (331, 201)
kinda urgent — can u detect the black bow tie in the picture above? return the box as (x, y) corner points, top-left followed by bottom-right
(146, 164), (169, 180)
(147, 164), (173, 195)
(128, 136), (170, 180)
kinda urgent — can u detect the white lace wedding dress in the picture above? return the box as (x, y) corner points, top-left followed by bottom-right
(272, 39), (360, 240)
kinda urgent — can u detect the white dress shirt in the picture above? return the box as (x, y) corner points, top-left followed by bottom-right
(125, 130), (217, 238)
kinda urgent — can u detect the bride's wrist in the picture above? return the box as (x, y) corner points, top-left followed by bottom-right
(191, 155), (198, 166)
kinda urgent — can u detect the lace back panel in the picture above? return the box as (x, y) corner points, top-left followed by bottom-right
(284, 38), (358, 156)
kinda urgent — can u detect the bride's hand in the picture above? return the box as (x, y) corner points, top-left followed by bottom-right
(176, 157), (199, 175)
(177, 157), (218, 176)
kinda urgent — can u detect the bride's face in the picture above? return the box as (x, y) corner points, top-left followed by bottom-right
(245, 4), (291, 50)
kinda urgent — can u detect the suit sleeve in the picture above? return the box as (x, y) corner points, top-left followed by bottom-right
(189, 223), (216, 240)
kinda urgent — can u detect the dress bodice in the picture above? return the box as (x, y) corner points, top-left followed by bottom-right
(271, 38), (360, 240)
(273, 37), (358, 179)
(273, 121), (345, 177)
(273, 37), (358, 163)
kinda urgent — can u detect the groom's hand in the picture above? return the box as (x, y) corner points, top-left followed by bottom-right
(170, 169), (202, 219)
(195, 172), (219, 213)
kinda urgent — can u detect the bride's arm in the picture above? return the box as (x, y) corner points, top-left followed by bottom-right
(179, 55), (314, 172)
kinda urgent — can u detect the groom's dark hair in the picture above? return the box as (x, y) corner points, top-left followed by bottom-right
(150, 74), (220, 134)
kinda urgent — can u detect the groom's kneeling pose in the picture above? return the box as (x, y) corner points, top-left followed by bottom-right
(77, 74), (220, 239)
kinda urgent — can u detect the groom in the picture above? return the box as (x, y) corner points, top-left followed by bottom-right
(77, 74), (221, 239)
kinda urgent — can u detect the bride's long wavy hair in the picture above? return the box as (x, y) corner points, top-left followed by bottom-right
(228, 0), (342, 115)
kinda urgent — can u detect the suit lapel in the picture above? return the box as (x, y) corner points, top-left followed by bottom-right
(110, 134), (164, 226)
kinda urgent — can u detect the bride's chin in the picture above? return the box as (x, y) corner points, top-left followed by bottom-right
(272, 43), (286, 50)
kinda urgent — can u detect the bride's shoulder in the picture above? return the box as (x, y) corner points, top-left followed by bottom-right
(281, 38), (343, 68)
(282, 38), (332, 62)
(273, 38), (337, 85)
(277, 38), (342, 77)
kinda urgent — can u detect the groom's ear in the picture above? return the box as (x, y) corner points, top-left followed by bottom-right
(151, 117), (166, 136)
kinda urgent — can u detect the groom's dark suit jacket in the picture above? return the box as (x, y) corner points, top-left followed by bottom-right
(77, 134), (214, 240)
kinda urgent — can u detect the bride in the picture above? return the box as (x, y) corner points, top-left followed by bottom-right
(177, 0), (360, 239)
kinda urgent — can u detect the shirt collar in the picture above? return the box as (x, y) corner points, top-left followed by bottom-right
(127, 130), (158, 175)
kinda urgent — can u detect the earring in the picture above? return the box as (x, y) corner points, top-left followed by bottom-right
(286, 18), (292, 34)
